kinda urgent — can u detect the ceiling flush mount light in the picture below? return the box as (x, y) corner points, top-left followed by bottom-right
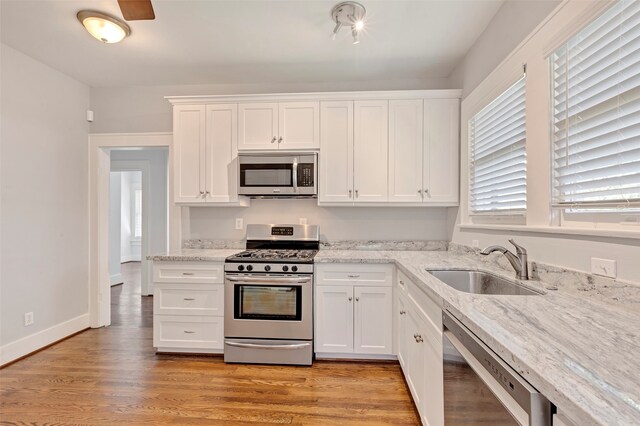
(77, 10), (131, 43)
(331, 1), (366, 45)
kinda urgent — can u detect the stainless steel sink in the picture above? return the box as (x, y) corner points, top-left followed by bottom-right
(427, 269), (541, 296)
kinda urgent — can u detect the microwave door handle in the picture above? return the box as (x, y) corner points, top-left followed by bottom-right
(293, 158), (298, 193)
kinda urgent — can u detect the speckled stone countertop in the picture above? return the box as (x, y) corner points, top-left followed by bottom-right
(315, 250), (640, 426)
(150, 248), (640, 425)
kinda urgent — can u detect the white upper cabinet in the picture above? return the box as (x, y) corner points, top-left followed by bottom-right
(238, 103), (279, 150)
(354, 100), (389, 202)
(389, 100), (424, 202)
(238, 101), (319, 151)
(424, 98), (459, 204)
(205, 104), (238, 203)
(172, 104), (245, 205)
(173, 105), (206, 203)
(319, 101), (354, 203)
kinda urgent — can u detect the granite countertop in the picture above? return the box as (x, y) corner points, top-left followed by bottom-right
(151, 248), (640, 425)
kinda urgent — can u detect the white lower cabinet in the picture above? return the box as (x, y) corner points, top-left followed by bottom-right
(397, 270), (444, 426)
(152, 261), (225, 353)
(315, 264), (393, 357)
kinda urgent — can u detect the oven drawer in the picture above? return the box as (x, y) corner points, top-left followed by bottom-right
(153, 315), (224, 350)
(153, 262), (224, 284)
(154, 283), (224, 316)
(315, 263), (393, 287)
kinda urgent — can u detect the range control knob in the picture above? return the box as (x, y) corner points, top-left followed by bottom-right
(264, 265), (271, 272)
(282, 265), (289, 272)
(246, 265), (253, 272)
(291, 265), (298, 272)
(237, 265), (244, 271)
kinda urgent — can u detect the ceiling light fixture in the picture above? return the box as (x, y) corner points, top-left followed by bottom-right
(330, 1), (366, 45)
(77, 10), (131, 43)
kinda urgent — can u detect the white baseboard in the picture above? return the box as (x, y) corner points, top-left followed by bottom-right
(315, 353), (397, 361)
(110, 273), (123, 286)
(0, 313), (90, 366)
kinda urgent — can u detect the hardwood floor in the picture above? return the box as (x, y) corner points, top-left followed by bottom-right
(0, 262), (420, 425)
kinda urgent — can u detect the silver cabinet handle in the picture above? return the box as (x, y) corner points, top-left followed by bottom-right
(182, 272), (195, 276)
(271, 136), (276, 144)
(400, 310), (406, 315)
(197, 191), (204, 198)
(355, 189), (359, 198)
(204, 191), (210, 198)
(355, 297), (360, 302)
(184, 330), (195, 334)
(418, 189), (422, 195)
(415, 334), (423, 343)
(226, 276), (311, 284)
(425, 188), (430, 198)
(348, 189), (352, 198)
(348, 297), (353, 301)
(225, 341), (311, 350)
(278, 136), (283, 144)
(347, 274), (360, 278)
(399, 280), (405, 286)
(183, 297), (195, 301)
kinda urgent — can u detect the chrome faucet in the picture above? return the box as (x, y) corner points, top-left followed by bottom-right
(480, 239), (529, 280)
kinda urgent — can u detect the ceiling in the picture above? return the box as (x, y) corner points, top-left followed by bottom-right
(0, 0), (504, 88)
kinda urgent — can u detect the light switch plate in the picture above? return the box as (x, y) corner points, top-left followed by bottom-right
(235, 218), (243, 230)
(591, 258), (617, 279)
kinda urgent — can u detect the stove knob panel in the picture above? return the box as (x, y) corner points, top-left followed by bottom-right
(291, 266), (298, 272)
(282, 265), (289, 272)
(246, 265), (253, 272)
(237, 265), (244, 271)
(264, 265), (271, 272)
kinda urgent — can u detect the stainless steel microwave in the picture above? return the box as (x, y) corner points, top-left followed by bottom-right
(238, 153), (317, 197)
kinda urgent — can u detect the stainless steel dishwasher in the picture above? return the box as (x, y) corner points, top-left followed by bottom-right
(443, 311), (553, 425)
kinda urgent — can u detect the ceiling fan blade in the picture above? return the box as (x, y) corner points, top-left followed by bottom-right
(117, 0), (155, 21)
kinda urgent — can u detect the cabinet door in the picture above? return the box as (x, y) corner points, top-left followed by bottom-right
(354, 286), (393, 355)
(173, 105), (205, 203)
(315, 285), (354, 353)
(389, 100), (423, 202)
(205, 104), (238, 202)
(406, 306), (426, 413)
(238, 103), (279, 150)
(279, 102), (320, 150)
(319, 101), (354, 203)
(397, 291), (409, 370)
(424, 98), (459, 204)
(422, 324), (444, 426)
(354, 100), (388, 202)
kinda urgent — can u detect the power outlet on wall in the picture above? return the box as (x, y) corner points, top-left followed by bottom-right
(591, 258), (617, 279)
(24, 312), (34, 327)
(299, 218), (307, 225)
(235, 218), (243, 230)
(472, 240), (479, 248)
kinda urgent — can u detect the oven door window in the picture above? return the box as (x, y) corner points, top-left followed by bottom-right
(240, 164), (292, 187)
(235, 285), (302, 321)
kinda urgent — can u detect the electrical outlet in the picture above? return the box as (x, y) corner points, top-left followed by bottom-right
(591, 258), (617, 279)
(24, 312), (34, 326)
(299, 218), (307, 225)
(472, 240), (479, 248)
(235, 218), (243, 230)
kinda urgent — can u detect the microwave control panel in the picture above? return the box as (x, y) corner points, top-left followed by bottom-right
(298, 164), (315, 187)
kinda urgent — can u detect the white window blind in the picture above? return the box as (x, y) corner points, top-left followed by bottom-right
(551, 0), (640, 210)
(469, 76), (527, 214)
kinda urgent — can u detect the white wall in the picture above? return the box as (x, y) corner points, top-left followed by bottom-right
(109, 172), (122, 285)
(448, 0), (561, 99)
(451, 0), (640, 285)
(187, 200), (449, 242)
(120, 171), (142, 262)
(0, 44), (90, 358)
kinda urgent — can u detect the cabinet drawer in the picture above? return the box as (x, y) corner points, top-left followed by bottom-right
(315, 263), (393, 287)
(153, 315), (224, 350)
(154, 283), (224, 316)
(402, 273), (442, 335)
(153, 262), (224, 284)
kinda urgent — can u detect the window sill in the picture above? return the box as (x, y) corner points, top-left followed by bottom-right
(457, 223), (640, 240)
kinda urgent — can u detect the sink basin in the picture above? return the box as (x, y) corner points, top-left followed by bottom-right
(427, 269), (541, 296)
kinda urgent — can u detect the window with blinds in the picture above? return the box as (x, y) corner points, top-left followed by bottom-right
(469, 76), (527, 214)
(551, 0), (640, 210)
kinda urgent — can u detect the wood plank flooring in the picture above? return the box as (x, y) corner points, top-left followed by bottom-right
(0, 262), (420, 425)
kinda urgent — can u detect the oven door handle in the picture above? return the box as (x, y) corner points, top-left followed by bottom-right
(226, 276), (312, 284)
(225, 341), (311, 350)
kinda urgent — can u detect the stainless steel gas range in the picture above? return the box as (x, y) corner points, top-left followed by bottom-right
(223, 224), (319, 366)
